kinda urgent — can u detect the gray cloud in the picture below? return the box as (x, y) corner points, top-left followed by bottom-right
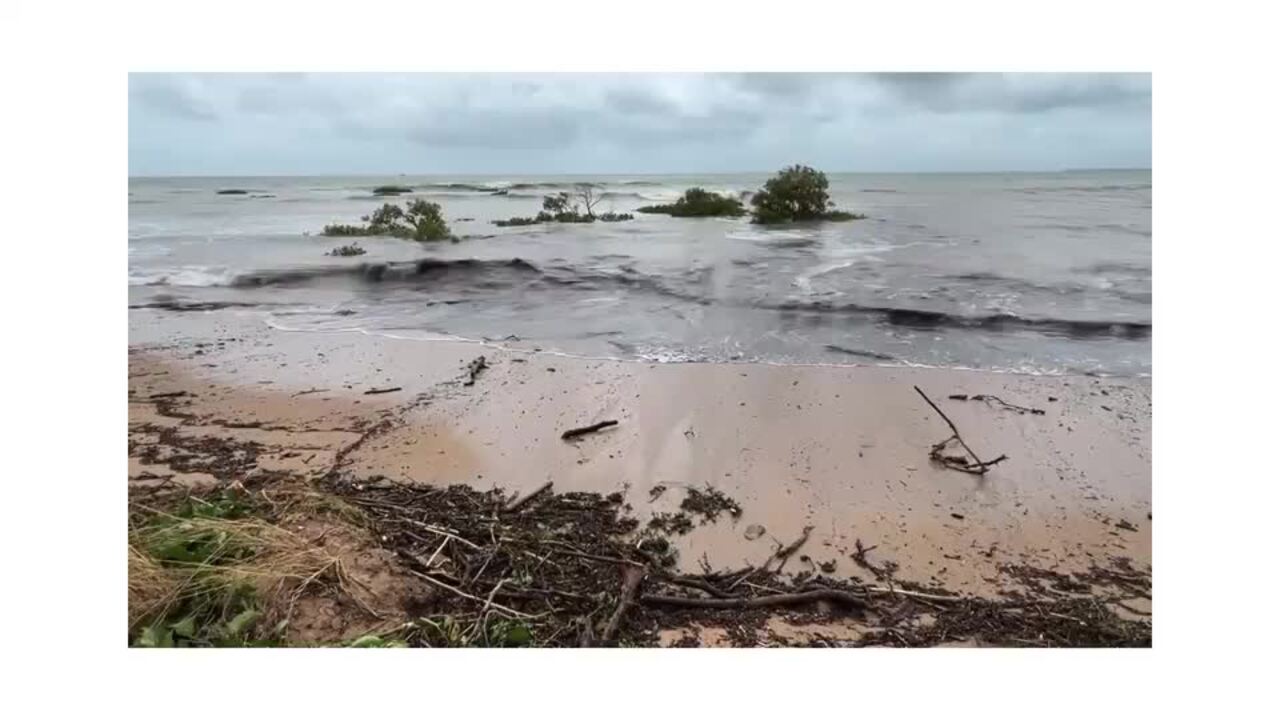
(870, 72), (1150, 113)
(128, 73), (1151, 175)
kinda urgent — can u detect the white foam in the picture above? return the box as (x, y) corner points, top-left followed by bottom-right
(128, 266), (235, 287)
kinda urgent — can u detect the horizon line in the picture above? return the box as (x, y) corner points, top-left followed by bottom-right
(129, 167), (1152, 179)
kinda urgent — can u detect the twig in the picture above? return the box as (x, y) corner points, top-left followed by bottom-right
(504, 481), (553, 513)
(914, 385), (1009, 474)
(363, 386), (402, 395)
(641, 588), (866, 610)
(396, 518), (484, 550)
(469, 577), (509, 643)
(773, 525), (814, 573)
(599, 565), (646, 646)
(561, 420), (619, 440)
(550, 546), (645, 568)
(655, 573), (735, 599)
(962, 394), (1045, 415)
(403, 567), (533, 619)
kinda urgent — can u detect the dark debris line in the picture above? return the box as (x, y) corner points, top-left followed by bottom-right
(326, 478), (1151, 648)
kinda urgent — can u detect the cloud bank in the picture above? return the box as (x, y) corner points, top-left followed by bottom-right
(129, 73), (1151, 175)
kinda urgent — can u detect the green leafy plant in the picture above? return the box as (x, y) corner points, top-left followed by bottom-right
(322, 201), (455, 242)
(326, 244), (367, 257)
(637, 187), (747, 217)
(749, 165), (866, 224)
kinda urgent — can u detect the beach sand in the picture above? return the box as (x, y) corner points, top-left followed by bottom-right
(130, 309), (1151, 610)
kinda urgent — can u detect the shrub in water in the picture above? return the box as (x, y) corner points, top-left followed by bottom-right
(749, 165), (867, 224)
(637, 187), (747, 217)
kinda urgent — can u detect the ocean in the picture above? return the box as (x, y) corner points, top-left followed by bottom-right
(128, 171), (1152, 376)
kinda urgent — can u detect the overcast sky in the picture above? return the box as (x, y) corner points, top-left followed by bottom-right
(128, 73), (1151, 176)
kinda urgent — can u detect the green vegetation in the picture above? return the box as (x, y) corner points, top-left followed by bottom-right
(128, 490), (326, 647)
(321, 223), (368, 236)
(637, 187), (747, 217)
(492, 191), (633, 227)
(321, 200), (455, 242)
(326, 244), (367, 257)
(749, 165), (867, 224)
(372, 185), (413, 196)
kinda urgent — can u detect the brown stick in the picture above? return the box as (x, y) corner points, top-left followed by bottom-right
(363, 386), (402, 395)
(504, 481), (553, 513)
(561, 420), (619, 440)
(463, 356), (488, 386)
(914, 385), (1008, 474)
(655, 573), (735, 599)
(641, 588), (865, 610)
(773, 525), (814, 573)
(599, 565), (645, 646)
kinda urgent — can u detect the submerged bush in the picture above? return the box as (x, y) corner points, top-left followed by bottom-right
(322, 223), (369, 236)
(637, 187), (747, 217)
(493, 216), (542, 227)
(326, 244), (367, 257)
(372, 185), (413, 196)
(491, 192), (631, 227)
(322, 200), (454, 242)
(749, 165), (866, 224)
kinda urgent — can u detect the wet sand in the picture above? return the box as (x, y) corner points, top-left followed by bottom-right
(129, 309), (1151, 604)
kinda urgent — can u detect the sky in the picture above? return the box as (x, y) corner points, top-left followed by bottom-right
(128, 73), (1151, 176)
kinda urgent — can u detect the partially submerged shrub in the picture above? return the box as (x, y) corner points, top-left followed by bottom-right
(493, 216), (542, 227)
(322, 224), (369, 237)
(749, 165), (866, 224)
(491, 192), (632, 227)
(216, 189), (249, 195)
(326, 244), (367, 257)
(372, 185), (413, 196)
(637, 187), (747, 217)
(322, 200), (455, 242)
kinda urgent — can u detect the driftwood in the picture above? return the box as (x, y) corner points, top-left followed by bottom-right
(949, 393), (1044, 415)
(726, 525), (815, 591)
(773, 525), (814, 573)
(561, 420), (618, 440)
(641, 588), (866, 610)
(914, 385), (1009, 475)
(363, 386), (402, 395)
(599, 565), (646, 646)
(504, 481), (553, 513)
(463, 356), (488, 386)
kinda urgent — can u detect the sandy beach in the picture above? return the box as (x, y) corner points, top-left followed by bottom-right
(129, 308), (1150, 644)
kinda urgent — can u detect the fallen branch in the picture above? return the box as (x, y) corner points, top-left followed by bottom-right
(914, 385), (1009, 474)
(399, 564), (533, 619)
(655, 573), (735, 599)
(561, 420), (619, 440)
(950, 393), (1045, 415)
(463, 356), (488, 386)
(641, 588), (866, 610)
(504, 481), (553, 513)
(363, 386), (402, 395)
(773, 525), (814, 573)
(599, 565), (646, 646)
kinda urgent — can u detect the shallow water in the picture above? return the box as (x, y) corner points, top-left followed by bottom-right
(128, 171), (1151, 375)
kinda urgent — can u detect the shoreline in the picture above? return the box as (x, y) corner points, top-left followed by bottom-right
(129, 307), (1151, 646)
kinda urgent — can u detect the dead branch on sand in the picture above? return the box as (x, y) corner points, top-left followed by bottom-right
(915, 385), (1008, 474)
(561, 419), (619, 440)
(504, 481), (554, 513)
(463, 356), (488, 386)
